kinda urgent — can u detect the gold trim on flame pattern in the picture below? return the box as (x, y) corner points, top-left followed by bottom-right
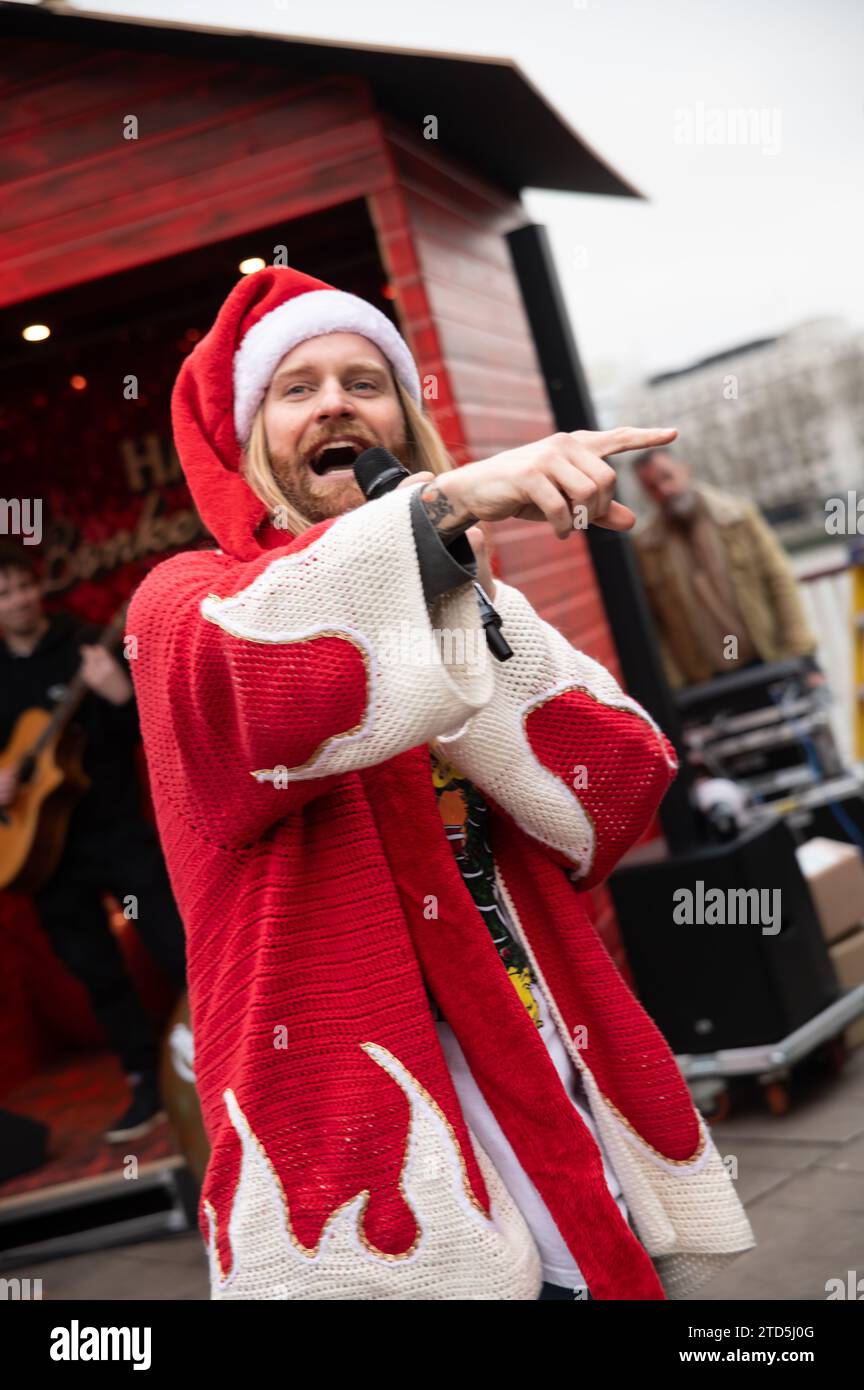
(524, 681), (676, 761)
(199, 601), (372, 777)
(205, 1040), (491, 1285)
(519, 680), (677, 887)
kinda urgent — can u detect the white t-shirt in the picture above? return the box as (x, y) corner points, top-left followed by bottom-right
(435, 887), (631, 1288)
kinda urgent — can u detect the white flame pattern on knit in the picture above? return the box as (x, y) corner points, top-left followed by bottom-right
(205, 1042), (542, 1300)
(198, 484), (495, 782)
(434, 578), (679, 878)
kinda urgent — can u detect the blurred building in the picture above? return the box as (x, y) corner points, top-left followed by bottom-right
(612, 317), (864, 544)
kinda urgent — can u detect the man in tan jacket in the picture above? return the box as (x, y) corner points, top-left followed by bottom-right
(632, 448), (820, 689)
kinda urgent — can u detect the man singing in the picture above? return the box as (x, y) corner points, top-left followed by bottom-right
(127, 266), (754, 1300)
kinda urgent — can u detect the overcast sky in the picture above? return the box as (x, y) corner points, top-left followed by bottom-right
(37, 0), (864, 388)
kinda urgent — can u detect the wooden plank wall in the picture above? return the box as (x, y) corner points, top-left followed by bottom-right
(0, 37), (392, 305)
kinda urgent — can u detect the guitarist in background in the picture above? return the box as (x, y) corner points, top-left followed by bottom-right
(0, 540), (186, 1142)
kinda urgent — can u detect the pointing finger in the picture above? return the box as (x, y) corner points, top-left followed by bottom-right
(574, 426), (677, 458)
(590, 499), (637, 532)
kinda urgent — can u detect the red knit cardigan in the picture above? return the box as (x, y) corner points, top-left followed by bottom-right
(127, 477), (754, 1301)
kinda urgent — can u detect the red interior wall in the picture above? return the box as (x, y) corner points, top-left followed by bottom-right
(0, 313), (202, 1097)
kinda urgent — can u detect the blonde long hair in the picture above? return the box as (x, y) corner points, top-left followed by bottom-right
(240, 375), (457, 538)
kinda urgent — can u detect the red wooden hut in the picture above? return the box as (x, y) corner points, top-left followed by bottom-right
(0, 9), (671, 1114)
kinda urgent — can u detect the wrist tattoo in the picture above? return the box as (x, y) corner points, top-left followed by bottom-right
(419, 484), (477, 539)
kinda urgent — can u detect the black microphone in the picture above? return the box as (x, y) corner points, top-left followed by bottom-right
(353, 447), (512, 661)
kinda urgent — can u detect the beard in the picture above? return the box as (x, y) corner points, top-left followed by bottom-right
(267, 425), (413, 525)
(663, 489), (698, 522)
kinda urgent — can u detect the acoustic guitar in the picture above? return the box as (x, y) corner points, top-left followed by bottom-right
(0, 602), (130, 894)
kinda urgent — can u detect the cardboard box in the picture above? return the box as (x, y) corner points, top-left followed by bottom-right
(795, 837), (864, 944)
(829, 927), (864, 1048)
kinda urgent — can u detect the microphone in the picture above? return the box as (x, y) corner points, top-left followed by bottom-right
(353, 447), (512, 661)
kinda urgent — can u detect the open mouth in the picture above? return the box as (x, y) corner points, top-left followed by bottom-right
(309, 442), (366, 476)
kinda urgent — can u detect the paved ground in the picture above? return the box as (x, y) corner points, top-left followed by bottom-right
(6, 1045), (863, 1301)
(689, 1040), (864, 1301)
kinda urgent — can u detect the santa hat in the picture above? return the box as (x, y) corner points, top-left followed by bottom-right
(171, 265), (422, 561)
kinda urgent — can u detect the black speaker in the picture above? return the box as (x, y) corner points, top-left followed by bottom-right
(0, 1109), (50, 1183)
(608, 819), (839, 1054)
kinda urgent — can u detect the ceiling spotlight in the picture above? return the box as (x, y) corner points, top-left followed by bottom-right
(70, 375), (87, 391)
(239, 257), (266, 275)
(23, 324), (50, 342)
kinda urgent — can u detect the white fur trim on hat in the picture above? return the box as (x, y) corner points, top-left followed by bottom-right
(233, 289), (422, 443)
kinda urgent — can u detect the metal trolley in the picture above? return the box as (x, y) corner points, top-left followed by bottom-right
(675, 984), (864, 1120)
